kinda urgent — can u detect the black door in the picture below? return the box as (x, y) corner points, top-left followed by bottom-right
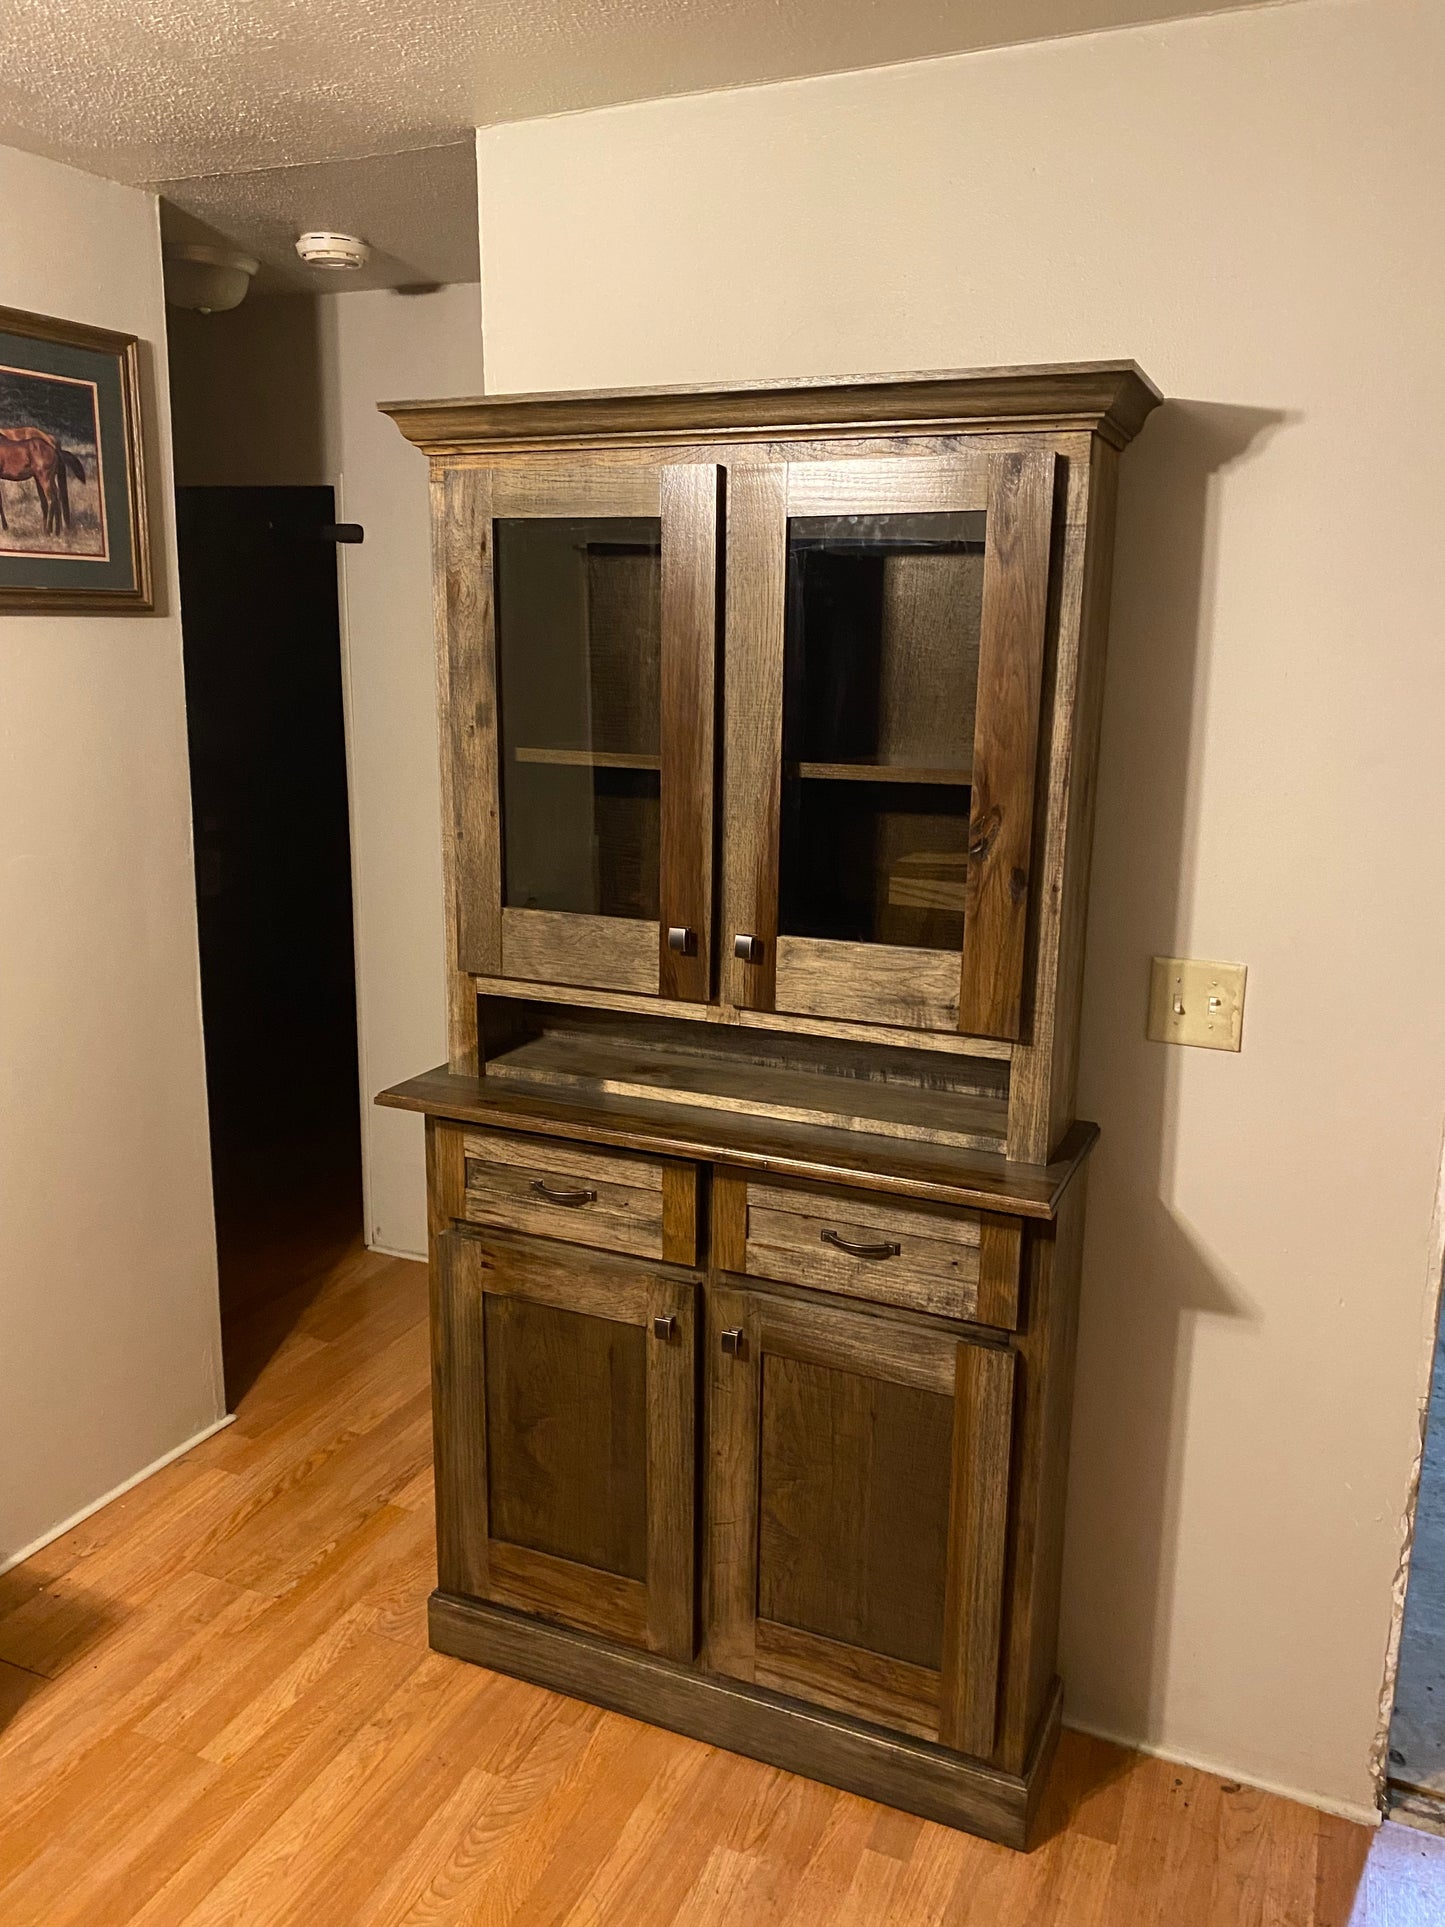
(176, 487), (362, 1361)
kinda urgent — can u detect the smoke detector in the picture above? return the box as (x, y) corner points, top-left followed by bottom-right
(163, 243), (259, 314)
(295, 231), (371, 271)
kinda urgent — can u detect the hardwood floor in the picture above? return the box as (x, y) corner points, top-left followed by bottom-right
(0, 1241), (1437, 1925)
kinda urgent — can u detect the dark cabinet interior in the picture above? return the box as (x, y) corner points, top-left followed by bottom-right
(779, 510), (983, 952)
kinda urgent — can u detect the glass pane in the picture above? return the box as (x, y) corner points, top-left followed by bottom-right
(778, 510), (984, 951)
(495, 516), (661, 919)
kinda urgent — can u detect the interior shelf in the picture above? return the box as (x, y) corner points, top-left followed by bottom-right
(483, 1025), (1007, 1155)
(793, 761), (973, 786)
(513, 747), (662, 771)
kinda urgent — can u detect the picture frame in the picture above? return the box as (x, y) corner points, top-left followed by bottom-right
(0, 303), (152, 613)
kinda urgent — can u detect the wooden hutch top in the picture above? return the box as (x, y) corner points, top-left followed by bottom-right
(381, 360), (1161, 455)
(379, 361), (1162, 1209)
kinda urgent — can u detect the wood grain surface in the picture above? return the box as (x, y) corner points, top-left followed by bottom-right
(774, 937), (963, 1034)
(720, 463), (788, 1011)
(957, 451), (1054, 1041)
(439, 466), (500, 1017)
(460, 1128), (668, 1260)
(0, 1238), (1408, 1921)
(939, 1343), (1016, 1758)
(482, 1027), (1007, 1153)
(500, 908), (661, 996)
(658, 463), (723, 1002)
(381, 361), (1163, 455)
(379, 1064), (1095, 1219)
(743, 1180), (988, 1323)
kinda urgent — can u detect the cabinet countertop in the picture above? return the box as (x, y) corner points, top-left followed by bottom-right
(376, 1064), (1096, 1220)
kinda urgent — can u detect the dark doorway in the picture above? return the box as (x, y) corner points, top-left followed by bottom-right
(177, 486), (363, 1399)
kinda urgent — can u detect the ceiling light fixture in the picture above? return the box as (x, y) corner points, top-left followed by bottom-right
(295, 231), (371, 271)
(163, 243), (259, 313)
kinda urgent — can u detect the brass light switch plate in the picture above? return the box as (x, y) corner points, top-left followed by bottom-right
(1146, 957), (1246, 1051)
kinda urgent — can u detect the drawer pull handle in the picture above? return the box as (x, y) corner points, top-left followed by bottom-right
(720, 1327), (745, 1357)
(529, 1179), (598, 1208)
(820, 1228), (902, 1261)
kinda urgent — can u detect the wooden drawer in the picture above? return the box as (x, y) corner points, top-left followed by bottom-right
(460, 1130), (698, 1264)
(740, 1179), (1021, 1329)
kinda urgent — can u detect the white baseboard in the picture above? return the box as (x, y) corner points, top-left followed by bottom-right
(1065, 1716), (1382, 1828)
(0, 1412), (237, 1579)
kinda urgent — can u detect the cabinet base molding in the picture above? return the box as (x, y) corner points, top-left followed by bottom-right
(428, 1590), (1062, 1850)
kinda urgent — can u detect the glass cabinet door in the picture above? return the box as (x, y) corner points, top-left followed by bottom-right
(447, 464), (720, 1002)
(724, 454), (1055, 1040)
(497, 513), (663, 928)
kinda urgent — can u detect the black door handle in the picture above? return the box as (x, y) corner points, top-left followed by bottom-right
(820, 1228), (902, 1261)
(529, 1179), (597, 1207)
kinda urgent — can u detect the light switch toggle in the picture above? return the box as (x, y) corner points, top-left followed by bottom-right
(1147, 957), (1247, 1051)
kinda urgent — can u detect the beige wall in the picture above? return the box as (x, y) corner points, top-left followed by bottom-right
(167, 284), (483, 1257)
(317, 285), (484, 1254)
(0, 145), (225, 1569)
(475, 0), (1445, 1815)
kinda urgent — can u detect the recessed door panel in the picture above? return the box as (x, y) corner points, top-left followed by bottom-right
(758, 1352), (954, 1670)
(706, 1279), (1016, 1757)
(484, 1295), (648, 1581)
(434, 1228), (698, 1660)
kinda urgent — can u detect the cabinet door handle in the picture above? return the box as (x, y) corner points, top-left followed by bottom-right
(652, 1314), (677, 1341)
(720, 1327), (745, 1356)
(529, 1179), (598, 1207)
(733, 933), (763, 964)
(820, 1228), (902, 1261)
(666, 926), (694, 955)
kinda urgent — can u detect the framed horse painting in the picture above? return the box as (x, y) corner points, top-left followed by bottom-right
(0, 304), (152, 612)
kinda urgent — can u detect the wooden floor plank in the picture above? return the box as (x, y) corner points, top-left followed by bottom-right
(120, 1632), (426, 1927)
(0, 1236), (1405, 1926)
(558, 1741), (767, 1927)
(774, 1793), (875, 1924)
(0, 1729), (219, 1927)
(0, 1574), (263, 1804)
(192, 1389), (433, 1598)
(357, 1686), (602, 1927)
(136, 1504), (424, 1754)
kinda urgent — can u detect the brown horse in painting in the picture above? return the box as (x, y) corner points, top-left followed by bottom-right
(0, 428), (86, 536)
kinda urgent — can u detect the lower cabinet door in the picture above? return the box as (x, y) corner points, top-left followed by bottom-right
(433, 1227), (697, 1661)
(706, 1280), (1015, 1758)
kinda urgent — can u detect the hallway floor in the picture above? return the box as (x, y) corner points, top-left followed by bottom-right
(0, 1243), (1439, 1925)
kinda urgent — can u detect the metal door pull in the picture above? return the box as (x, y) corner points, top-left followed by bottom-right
(529, 1179), (597, 1207)
(720, 1327), (745, 1356)
(820, 1228), (901, 1260)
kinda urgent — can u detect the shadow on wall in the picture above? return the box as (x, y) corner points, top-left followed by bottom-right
(1062, 398), (1294, 1744)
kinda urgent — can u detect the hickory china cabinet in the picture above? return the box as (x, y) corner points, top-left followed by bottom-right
(379, 363), (1160, 1849)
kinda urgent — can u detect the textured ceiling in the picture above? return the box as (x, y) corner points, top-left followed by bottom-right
(157, 144), (479, 293)
(1, 0), (1286, 294)
(1, 0), (1287, 185)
